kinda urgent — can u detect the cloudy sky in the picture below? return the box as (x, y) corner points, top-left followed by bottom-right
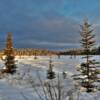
(0, 0), (100, 50)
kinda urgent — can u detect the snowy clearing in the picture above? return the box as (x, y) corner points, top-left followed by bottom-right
(0, 56), (99, 100)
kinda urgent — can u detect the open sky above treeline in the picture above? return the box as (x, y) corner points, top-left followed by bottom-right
(0, 0), (100, 50)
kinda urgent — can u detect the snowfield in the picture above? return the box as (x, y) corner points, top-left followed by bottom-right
(0, 56), (99, 100)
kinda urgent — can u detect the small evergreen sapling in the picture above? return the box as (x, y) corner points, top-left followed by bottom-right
(47, 57), (55, 79)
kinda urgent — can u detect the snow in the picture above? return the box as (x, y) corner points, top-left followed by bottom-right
(0, 55), (99, 100)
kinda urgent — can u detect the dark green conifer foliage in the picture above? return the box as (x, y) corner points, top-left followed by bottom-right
(3, 32), (16, 74)
(80, 20), (97, 92)
(47, 57), (55, 79)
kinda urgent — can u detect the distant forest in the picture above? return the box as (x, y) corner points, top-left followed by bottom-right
(0, 47), (100, 56)
(58, 46), (100, 55)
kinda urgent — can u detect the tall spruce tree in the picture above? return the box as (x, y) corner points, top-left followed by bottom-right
(3, 32), (16, 74)
(80, 20), (97, 92)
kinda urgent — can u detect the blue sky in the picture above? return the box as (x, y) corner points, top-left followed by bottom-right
(0, 0), (100, 50)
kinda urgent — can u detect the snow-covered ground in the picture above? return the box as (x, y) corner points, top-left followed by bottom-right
(0, 56), (99, 100)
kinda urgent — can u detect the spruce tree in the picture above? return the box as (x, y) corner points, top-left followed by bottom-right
(79, 20), (97, 92)
(47, 57), (55, 79)
(3, 32), (16, 74)
(34, 50), (37, 59)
